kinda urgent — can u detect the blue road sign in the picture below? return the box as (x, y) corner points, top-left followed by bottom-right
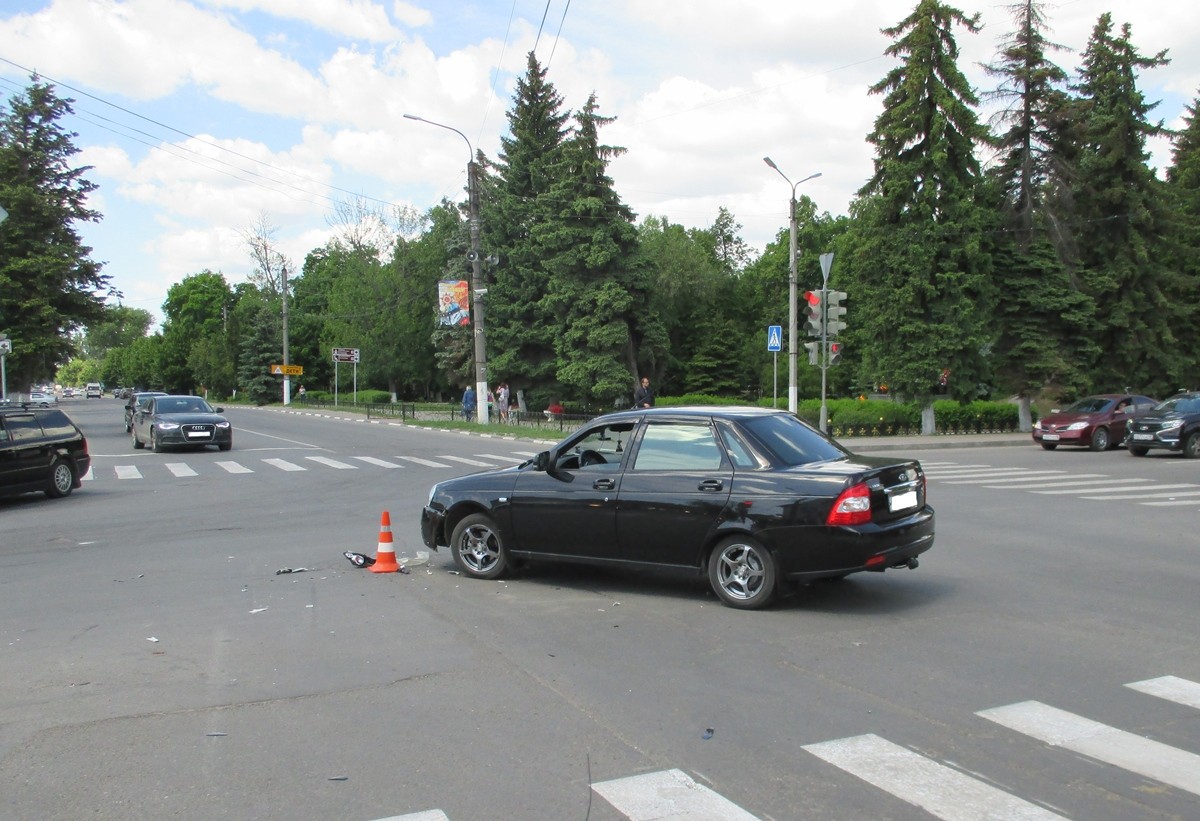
(767, 325), (782, 352)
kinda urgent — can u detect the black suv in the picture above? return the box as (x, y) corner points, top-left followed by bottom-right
(0, 406), (91, 499)
(1125, 391), (1200, 458)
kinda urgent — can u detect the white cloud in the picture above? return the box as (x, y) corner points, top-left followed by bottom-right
(2, 0), (1196, 326)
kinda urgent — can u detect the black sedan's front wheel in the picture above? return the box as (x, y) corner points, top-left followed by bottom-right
(708, 535), (777, 609)
(450, 513), (509, 580)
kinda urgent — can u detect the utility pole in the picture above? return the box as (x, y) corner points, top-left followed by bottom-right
(406, 113), (490, 424)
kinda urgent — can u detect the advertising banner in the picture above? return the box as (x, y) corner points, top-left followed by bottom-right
(438, 280), (470, 326)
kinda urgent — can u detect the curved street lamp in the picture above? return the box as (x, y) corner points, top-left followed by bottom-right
(763, 157), (821, 415)
(405, 113), (490, 424)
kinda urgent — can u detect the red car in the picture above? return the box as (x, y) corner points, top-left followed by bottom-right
(1032, 393), (1157, 451)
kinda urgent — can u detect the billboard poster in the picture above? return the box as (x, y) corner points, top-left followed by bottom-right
(437, 280), (470, 326)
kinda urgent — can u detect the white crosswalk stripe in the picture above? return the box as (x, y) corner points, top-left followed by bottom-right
(439, 455), (495, 466)
(1127, 675), (1200, 708)
(216, 460), (253, 474)
(591, 768), (759, 820)
(474, 453), (527, 463)
(114, 465), (142, 480)
(1032, 483), (1199, 495)
(799, 676), (1200, 818)
(304, 455), (357, 469)
(803, 733), (1066, 820)
(354, 456), (404, 468)
(369, 812), (449, 821)
(978, 700), (1200, 797)
(1081, 489), (1200, 500)
(263, 458), (306, 471)
(165, 462), (197, 477)
(395, 455), (453, 468)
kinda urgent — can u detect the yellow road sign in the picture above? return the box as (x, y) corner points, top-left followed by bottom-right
(269, 364), (304, 376)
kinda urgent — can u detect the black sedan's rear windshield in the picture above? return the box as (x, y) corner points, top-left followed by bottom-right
(739, 415), (847, 466)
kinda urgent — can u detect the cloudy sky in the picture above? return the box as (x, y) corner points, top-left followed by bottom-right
(2, 1), (1197, 327)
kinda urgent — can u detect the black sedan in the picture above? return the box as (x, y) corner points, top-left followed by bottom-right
(130, 395), (232, 452)
(1125, 391), (1200, 457)
(421, 406), (934, 609)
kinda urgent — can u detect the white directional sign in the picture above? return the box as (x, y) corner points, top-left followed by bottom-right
(332, 347), (360, 363)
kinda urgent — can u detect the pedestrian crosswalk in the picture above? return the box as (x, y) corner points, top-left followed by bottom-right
(374, 675), (1199, 820)
(81, 451), (540, 482)
(923, 460), (1200, 508)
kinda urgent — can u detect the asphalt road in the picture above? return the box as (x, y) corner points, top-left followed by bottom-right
(1, 399), (1197, 820)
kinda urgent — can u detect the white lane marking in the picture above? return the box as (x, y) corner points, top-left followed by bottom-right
(305, 456), (357, 469)
(592, 768), (759, 821)
(263, 458), (306, 472)
(395, 456), (453, 468)
(353, 456), (404, 468)
(931, 468), (1032, 478)
(1143, 499), (1200, 506)
(803, 734), (1064, 820)
(475, 453), (527, 463)
(941, 471), (1069, 484)
(977, 701), (1200, 797)
(511, 450), (540, 457)
(165, 463), (197, 477)
(114, 465), (142, 480)
(228, 426), (322, 448)
(370, 812), (449, 821)
(1127, 675), (1200, 708)
(1032, 483), (1200, 495)
(439, 455), (495, 466)
(1013, 477), (1144, 489)
(1082, 490), (1200, 500)
(215, 461), (253, 474)
(81, 466), (94, 481)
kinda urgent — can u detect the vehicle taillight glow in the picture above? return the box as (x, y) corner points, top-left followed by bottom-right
(827, 483), (871, 525)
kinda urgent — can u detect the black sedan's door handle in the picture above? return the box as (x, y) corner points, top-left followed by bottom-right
(699, 479), (725, 492)
(593, 478), (616, 490)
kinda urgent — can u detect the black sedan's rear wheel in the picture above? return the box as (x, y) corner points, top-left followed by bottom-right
(45, 458), (75, 498)
(708, 535), (777, 609)
(450, 513), (509, 580)
(1184, 432), (1200, 459)
(1089, 426), (1110, 451)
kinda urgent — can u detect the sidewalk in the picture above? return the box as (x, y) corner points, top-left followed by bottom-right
(843, 431), (1030, 452)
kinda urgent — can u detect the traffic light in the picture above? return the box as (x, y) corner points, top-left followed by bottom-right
(803, 290), (823, 336)
(825, 291), (847, 336)
(805, 341), (820, 365)
(828, 341), (844, 366)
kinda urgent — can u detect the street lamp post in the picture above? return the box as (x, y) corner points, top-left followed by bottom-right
(763, 158), (820, 415)
(406, 113), (490, 424)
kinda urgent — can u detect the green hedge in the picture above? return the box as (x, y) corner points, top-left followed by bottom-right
(657, 393), (1021, 436)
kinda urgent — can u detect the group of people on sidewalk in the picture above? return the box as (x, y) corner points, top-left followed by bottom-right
(460, 375), (656, 422)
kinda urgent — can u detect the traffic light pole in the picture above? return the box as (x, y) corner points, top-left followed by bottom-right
(818, 254), (833, 432)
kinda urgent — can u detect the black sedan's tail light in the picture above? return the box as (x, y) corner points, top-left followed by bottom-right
(827, 483), (871, 525)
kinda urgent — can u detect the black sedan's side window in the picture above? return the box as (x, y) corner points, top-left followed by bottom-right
(631, 423), (724, 471)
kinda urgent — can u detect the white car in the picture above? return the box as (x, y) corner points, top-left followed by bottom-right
(28, 391), (58, 407)
(85, 383), (102, 399)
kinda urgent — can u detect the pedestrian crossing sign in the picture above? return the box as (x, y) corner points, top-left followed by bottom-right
(767, 325), (782, 352)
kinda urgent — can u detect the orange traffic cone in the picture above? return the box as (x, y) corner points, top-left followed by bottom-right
(368, 511), (400, 573)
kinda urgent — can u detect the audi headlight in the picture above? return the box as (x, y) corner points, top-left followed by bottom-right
(157, 422), (180, 430)
(215, 421), (231, 428)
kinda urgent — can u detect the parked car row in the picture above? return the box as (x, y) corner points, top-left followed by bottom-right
(1032, 391), (1200, 457)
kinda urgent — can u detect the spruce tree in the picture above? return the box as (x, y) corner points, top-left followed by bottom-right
(1164, 95), (1200, 373)
(1071, 14), (1180, 394)
(538, 93), (659, 405)
(982, 0), (1097, 419)
(842, 0), (994, 423)
(481, 53), (571, 395)
(0, 78), (110, 388)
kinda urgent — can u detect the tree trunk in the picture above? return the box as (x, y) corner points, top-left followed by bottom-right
(921, 401), (936, 435)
